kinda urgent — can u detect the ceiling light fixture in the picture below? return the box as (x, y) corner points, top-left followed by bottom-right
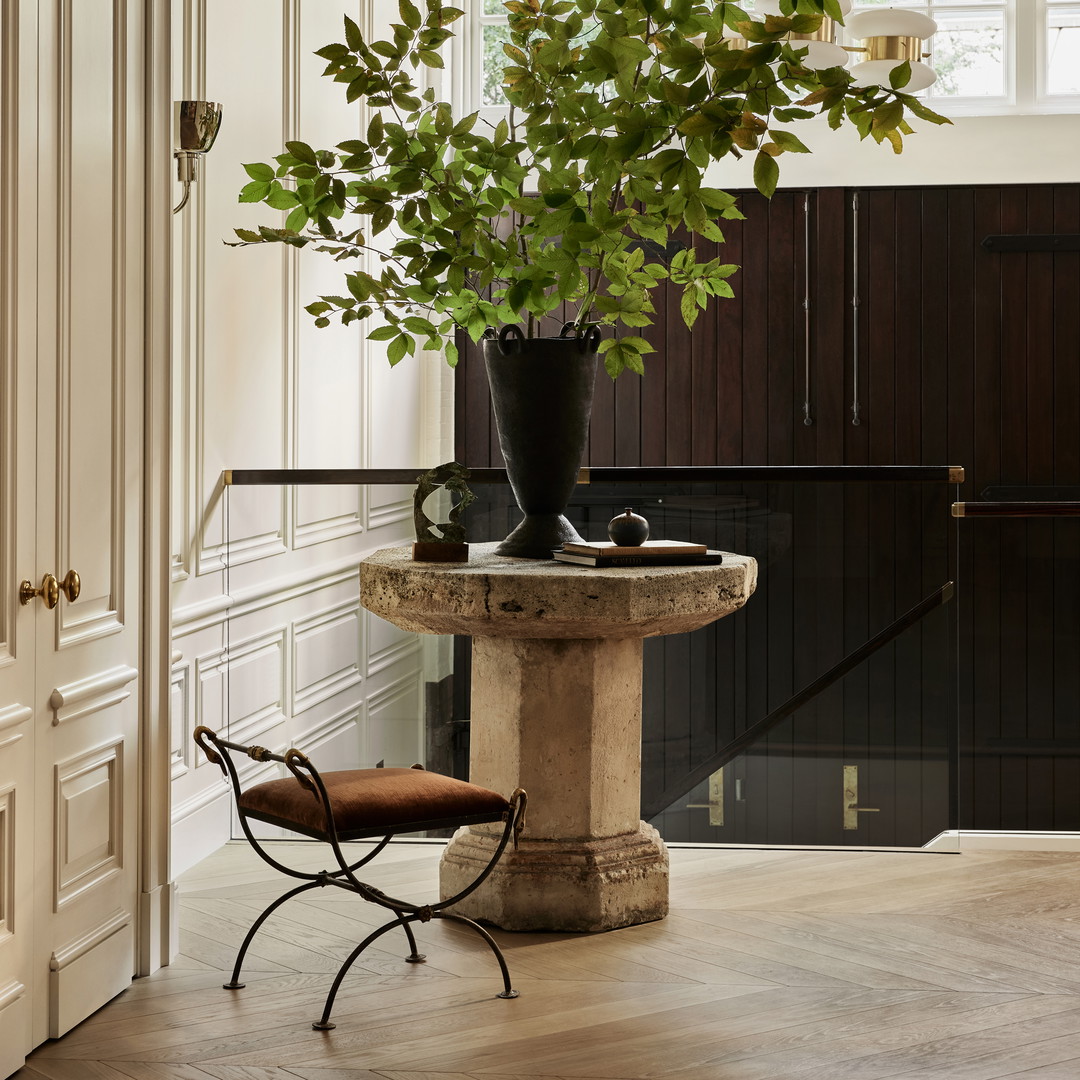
(754, 0), (853, 69)
(845, 8), (938, 91)
(751, 3), (937, 90)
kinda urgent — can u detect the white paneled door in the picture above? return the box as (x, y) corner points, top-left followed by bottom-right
(0, 2), (147, 1071)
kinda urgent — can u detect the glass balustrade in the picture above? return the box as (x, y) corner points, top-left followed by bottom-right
(219, 466), (959, 849)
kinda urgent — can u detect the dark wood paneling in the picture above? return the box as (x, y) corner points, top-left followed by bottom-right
(454, 182), (1080, 839)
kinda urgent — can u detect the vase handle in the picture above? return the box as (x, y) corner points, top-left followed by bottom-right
(496, 324), (524, 355)
(559, 322), (602, 353)
(579, 326), (601, 353)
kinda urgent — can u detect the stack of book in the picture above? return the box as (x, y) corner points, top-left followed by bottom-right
(553, 540), (723, 568)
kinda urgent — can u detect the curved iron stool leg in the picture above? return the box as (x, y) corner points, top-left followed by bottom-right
(312, 915), (418, 1030)
(224, 879), (325, 989)
(435, 912), (517, 998)
(394, 909), (426, 963)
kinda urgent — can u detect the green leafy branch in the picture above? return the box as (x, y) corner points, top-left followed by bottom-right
(231, 0), (950, 378)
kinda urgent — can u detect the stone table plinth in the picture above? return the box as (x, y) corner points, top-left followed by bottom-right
(359, 543), (757, 932)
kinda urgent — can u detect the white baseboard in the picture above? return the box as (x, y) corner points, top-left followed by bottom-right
(170, 787), (231, 879)
(924, 830), (1080, 853)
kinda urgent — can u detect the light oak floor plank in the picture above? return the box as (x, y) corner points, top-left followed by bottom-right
(16, 844), (1080, 1080)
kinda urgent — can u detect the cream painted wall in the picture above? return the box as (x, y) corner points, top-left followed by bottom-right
(168, 0), (446, 878)
(711, 111), (1080, 190)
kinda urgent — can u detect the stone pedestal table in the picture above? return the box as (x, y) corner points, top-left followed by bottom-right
(359, 543), (757, 932)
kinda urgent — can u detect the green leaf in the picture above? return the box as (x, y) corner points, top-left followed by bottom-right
(873, 100), (904, 133)
(417, 49), (444, 68)
(753, 150), (780, 199)
(903, 98), (953, 126)
(265, 184), (299, 210)
(343, 15), (363, 51)
(285, 140), (318, 166)
(889, 60), (912, 90)
(285, 206), (308, 232)
(239, 180), (272, 203)
(445, 340), (459, 368)
(387, 333), (411, 365)
(399, 0), (421, 30)
(243, 162), (275, 182)
(368, 111), (384, 146)
(771, 130), (811, 154)
(368, 325), (399, 341)
(371, 203), (394, 234)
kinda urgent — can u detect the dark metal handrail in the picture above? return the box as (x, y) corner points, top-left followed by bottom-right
(953, 502), (1080, 517)
(224, 465), (963, 486)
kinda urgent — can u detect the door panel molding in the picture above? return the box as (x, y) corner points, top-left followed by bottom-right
(49, 664), (138, 725)
(47, 908), (132, 1039)
(56, 0), (127, 648)
(53, 737), (125, 909)
(0, 785), (14, 938)
(0, 704), (33, 734)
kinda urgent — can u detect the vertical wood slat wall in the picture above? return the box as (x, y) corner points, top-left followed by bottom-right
(456, 183), (1080, 835)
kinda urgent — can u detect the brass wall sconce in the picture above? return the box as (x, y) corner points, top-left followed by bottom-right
(173, 100), (223, 215)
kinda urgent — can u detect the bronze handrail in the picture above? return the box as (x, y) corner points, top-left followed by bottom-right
(225, 465), (964, 486)
(953, 502), (1080, 518)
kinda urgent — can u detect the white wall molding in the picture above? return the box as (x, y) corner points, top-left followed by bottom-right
(291, 600), (362, 716)
(173, 558), (362, 633)
(924, 830), (1080, 853)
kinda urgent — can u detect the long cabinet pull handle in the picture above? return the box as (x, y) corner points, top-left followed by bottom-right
(802, 192), (813, 426)
(851, 191), (862, 426)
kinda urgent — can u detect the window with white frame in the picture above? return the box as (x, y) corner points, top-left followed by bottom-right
(470, 1), (1080, 115)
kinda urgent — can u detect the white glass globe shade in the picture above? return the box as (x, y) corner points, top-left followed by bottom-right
(849, 58), (937, 91)
(846, 9), (937, 40)
(798, 39), (851, 68)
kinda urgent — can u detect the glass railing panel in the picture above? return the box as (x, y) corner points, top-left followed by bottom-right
(216, 468), (957, 847)
(462, 474), (957, 848)
(953, 502), (1080, 832)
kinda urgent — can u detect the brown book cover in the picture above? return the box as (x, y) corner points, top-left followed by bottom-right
(554, 550), (723, 568)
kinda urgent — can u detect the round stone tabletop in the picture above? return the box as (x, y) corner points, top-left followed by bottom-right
(360, 543), (758, 640)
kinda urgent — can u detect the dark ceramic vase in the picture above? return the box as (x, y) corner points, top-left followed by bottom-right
(482, 326), (599, 558)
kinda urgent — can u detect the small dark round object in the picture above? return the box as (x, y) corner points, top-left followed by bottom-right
(312, 1020), (336, 1031)
(405, 953), (427, 963)
(607, 507), (649, 545)
(498, 989), (520, 999)
(223, 981), (245, 990)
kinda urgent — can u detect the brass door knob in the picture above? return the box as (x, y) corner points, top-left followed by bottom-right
(59, 569), (81, 603)
(19, 574), (60, 609)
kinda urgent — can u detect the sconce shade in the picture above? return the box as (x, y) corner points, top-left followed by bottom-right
(846, 8), (937, 91)
(176, 100), (223, 154)
(799, 39), (852, 68)
(849, 58), (937, 91)
(752, 0), (852, 67)
(845, 9), (937, 41)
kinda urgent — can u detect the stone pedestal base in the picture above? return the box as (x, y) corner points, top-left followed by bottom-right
(440, 821), (669, 932)
(360, 545), (757, 932)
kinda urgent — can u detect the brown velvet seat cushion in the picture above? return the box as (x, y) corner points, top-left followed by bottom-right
(238, 767), (510, 839)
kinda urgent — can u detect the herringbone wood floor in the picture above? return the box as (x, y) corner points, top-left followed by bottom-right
(17, 841), (1080, 1080)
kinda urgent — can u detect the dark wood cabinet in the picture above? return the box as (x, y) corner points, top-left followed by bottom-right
(456, 183), (1080, 840)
